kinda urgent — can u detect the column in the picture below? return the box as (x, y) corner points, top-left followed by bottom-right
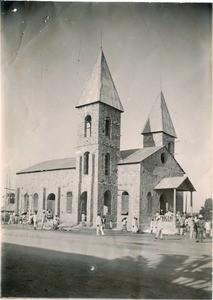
(173, 189), (176, 230)
(190, 191), (193, 215)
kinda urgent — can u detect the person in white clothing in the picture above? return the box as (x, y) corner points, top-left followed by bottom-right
(155, 216), (163, 240)
(96, 213), (104, 236)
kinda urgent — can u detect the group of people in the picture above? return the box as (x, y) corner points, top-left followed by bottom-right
(7, 210), (61, 231)
(121, 216), (139, 233)
(150, 211), (212, 243)
(176, 213), (211, 243)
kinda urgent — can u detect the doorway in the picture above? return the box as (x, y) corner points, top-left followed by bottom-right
(47, 193), (55, 217)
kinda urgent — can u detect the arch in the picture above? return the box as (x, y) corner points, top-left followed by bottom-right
(84, 151), (89, 174)
(84, 115), (92, 137)
(47, 193), (55, 217)
(105, 153), (110, 175)
(78, 191), (87, 222)
(33, 193), (38, 212)
(160, 194), (167, 215)
(104, 190), (111, 215)
(121, 191), (129, 215)
(24, 193), (29, 212)
(147, 192), (152, 215)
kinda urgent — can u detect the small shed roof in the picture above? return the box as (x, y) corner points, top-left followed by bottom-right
(119, 146), (163, 165)
(154, 176), (196, 192)
(17, 157), (76, 174)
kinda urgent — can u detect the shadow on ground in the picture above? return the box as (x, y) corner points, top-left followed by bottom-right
(1, 243), (211, 299)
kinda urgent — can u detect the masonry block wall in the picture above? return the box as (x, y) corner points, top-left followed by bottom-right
(76, 102), (121, 227)
(140, 147), (184, 231)
(16, 169), (77, 224)
(143, 132), (175, 156)
(117, 163), (141, 231)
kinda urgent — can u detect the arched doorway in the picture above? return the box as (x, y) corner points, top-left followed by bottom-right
(160, 194), (168, 215)
(47, 193), (55, 217)
(78, 191), (87, 222)
(104, 190), (111, 215)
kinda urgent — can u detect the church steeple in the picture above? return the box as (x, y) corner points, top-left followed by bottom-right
(142, 91), (177, 155)
(75, 49), (123, 227)
(76, 49), (124, 112)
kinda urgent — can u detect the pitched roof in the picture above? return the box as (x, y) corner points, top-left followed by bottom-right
(16, 157), (76, 174)
(119, 146), (163, 165)
(154, 176), (196, 192)
(17, 147), (163, 174)
(76, 49), (124, 112)
(142, 91), (177, 138)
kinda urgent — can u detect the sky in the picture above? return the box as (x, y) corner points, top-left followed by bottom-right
(1, 2), (212, 212)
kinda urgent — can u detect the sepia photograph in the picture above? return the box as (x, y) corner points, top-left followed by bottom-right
(1, 2), (212, 299)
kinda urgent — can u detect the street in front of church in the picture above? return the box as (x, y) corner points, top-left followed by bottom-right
(1, 226), (212, 299)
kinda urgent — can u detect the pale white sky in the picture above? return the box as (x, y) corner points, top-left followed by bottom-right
(1, 2), (212, 211)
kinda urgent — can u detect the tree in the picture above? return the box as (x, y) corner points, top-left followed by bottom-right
(199, 198), (212, 220)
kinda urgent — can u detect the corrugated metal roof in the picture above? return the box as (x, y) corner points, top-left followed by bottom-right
(154, 176), (196, 191)
(142, 91), (177, 138)
(76, 49), (124, 112)
(17, 157), (76, 174)
(17, 147), (163, 174)
(119, 146), (163, 165)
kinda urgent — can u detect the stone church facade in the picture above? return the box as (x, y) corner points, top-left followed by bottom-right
(16, 49), (195, 232)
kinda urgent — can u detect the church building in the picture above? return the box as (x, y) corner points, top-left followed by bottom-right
(16, 49), (195, 232)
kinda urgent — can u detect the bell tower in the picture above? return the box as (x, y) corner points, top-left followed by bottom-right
(75, 49), (124, 227)
(141, 91), (177, 156)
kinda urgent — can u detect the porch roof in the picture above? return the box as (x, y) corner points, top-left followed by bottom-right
(154, 176), (196, 192)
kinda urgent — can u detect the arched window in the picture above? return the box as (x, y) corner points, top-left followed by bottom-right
(121, 191), (129, 215)
(24, 193), (29, 212)
(84, 152), (89, 174)
(104, 190), (111, 215)
(33, 193), (38, 211)
(147, 192), (152, 215)
(105, 117), (111, 138)
(84, 115), (91, 137)
(105, 153), (110, 175)
(66, 191), (73, 213)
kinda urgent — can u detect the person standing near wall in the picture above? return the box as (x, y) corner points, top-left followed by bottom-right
(196, 214), (205, 243)
(33, 211), (38, 230)
(41, 210), (47, 230)
(155, 216), (163, 240)
(96, 213), (104, 236)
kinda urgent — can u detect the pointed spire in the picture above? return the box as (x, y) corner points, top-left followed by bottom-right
(76, 49), (124, 112)
(142, 91), (177, 138)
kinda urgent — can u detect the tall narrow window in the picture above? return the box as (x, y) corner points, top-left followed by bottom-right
(147, 192), (152, 215)
(84, 152), (89, 174)
(24, 193), (29, 212)
(33, 193), (38, 211)
(66, 191), (73, 213)
(121, 191), (129, 215)
(105, 118), (111, 138)
(84, 115), (91, 137)
(105, 153), (110, 175)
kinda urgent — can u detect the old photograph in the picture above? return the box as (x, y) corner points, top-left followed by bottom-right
(1, 2), (212, 299)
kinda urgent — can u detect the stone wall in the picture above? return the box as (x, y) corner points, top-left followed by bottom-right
(117, 163), (141, 231)
(16, 168), (77, 225)
(140, 147), (185, 231)
(76, 102), (121, 227)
